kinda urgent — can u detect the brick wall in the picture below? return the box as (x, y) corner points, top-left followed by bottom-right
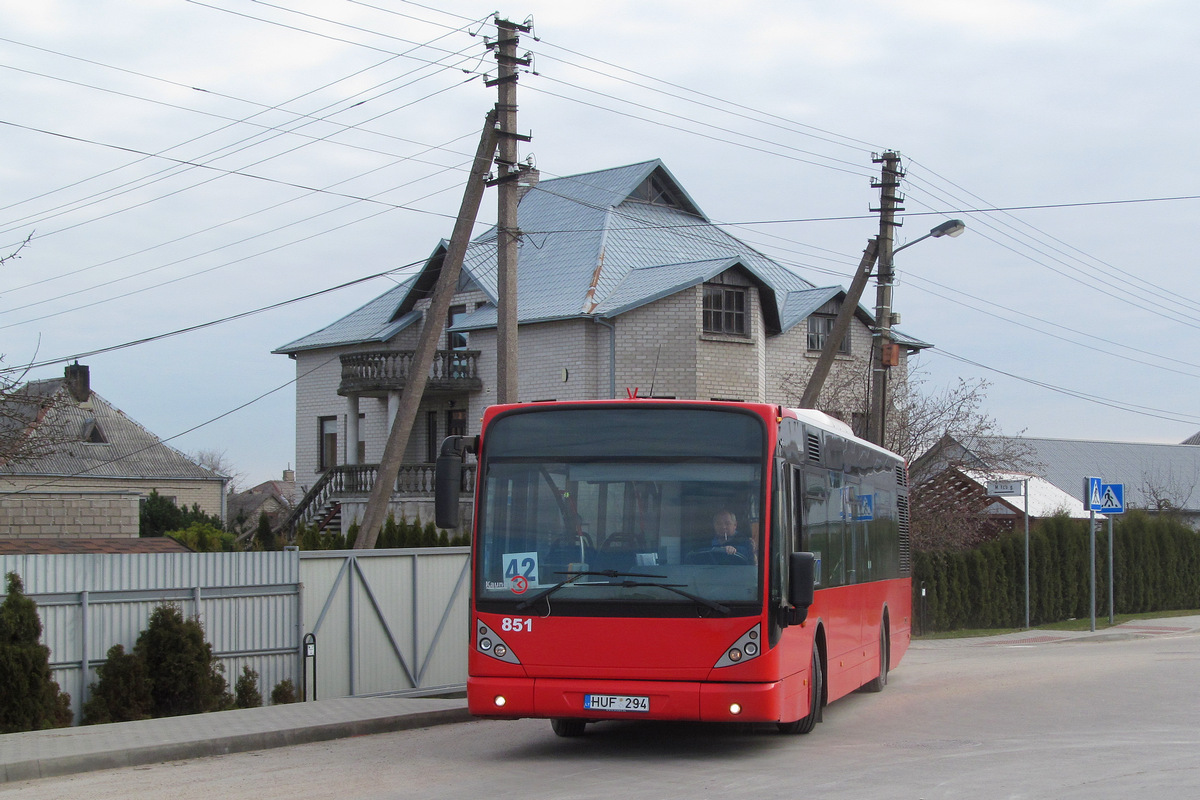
(0, 491), (140, 538)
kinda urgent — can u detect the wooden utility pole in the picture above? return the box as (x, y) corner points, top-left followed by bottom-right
(866, 151), (903, 446)
(488, 17), (532, 404)
(353, 111), (498, 548)
(799, 238), (878, 409)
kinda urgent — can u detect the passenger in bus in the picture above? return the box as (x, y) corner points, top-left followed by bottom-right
(711, 509), (756, 563)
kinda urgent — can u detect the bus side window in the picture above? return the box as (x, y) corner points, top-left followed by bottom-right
(803, 469), (844, 587)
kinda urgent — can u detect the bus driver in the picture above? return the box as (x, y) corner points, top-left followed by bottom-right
(711, 509), (756, 563)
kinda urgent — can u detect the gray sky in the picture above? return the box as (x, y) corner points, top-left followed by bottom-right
(2, 0), (1197, 489)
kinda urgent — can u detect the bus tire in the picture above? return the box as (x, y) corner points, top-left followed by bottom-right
(778, 645), (822, 735)
(551, 718), (587, 737)
(862, 625), (889, 693)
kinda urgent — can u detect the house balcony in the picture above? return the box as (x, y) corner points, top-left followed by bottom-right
(339, 349), (483, 397)
(278, 462), (477, 539)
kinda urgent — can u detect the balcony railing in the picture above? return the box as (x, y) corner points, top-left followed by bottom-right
(277, 462), (476, 539)
(339, 349), (482, 396)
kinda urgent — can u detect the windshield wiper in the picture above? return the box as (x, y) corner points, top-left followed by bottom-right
(514, 569), (667, 611)
(612, 580), (731, 616)
(515, 570), (732, 616)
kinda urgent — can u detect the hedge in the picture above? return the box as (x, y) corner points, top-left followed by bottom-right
(913, 511), (1200, 632)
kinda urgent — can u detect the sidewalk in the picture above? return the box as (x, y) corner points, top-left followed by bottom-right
(5, 616), (1199, 784)
(0, 694), (471, 783)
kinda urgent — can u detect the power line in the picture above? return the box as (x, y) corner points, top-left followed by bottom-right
(926, 348), (1200, 426)
(0, 258), (425, 373)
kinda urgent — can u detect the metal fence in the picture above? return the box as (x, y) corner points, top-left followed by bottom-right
(299, 548), (470, 700)
(0, 547), (470, 724)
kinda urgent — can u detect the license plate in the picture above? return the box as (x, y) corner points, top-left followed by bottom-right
(583, 693), (649, 712)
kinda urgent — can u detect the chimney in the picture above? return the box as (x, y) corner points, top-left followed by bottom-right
(283, 468), (295, 482)
(64, 362), (91, 403)
(516, 165), (540, 203)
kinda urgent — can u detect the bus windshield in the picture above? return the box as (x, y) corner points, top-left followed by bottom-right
(474, 406), (767, 617)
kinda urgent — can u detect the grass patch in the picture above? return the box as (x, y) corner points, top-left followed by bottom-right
(915, 608), (1200, 640)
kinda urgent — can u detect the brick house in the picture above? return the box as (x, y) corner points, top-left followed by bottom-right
(0, 363), (228, 539)
(274, 160), (928, 534)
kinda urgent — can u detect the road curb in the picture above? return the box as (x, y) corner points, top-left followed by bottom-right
(2, 706), (475, 783)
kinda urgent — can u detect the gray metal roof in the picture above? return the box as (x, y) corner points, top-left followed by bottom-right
(1, 381), (224, 482)
(278, 159), (931, 351)
(976, 436), (1200, 513)
(274, 277), (420, 354)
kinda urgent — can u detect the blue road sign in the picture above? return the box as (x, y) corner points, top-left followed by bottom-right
(854, 494), (874, 522)
(1086, 477), (1125, 514)
(1098, 483), (1125, 514)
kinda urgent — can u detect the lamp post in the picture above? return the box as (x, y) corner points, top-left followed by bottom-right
(866, 218), (965, 446)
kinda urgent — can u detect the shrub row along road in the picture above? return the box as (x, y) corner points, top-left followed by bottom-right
(10, 628), (1200, 799)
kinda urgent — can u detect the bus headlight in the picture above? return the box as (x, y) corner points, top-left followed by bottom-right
(476, 623), (520, 664)
(714, 625), (763, 668)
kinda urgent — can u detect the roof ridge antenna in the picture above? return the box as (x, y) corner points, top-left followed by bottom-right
(648, 344), (661, 397)
(582, 206), (615, 314)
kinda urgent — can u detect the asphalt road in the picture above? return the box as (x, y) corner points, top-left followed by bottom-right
(9, 631), (1200, 800)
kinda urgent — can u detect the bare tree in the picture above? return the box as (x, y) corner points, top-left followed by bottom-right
(189, 448), (245, 494)
(1138, 466), (1197, 514)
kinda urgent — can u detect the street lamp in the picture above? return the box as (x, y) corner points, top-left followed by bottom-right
(893, 219), (966, 255)
(867, 219), (966, 446)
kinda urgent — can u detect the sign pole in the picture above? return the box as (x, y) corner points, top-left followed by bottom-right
(1108, 516), (1114, 625)
(1089, 507), (1096, 632)
(1024, 478), (1030, 630)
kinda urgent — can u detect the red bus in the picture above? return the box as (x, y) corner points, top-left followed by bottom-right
(436, 400), (911, 736)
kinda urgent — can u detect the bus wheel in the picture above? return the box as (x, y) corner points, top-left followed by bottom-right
(551, 718), (587, 737)
(862, 626), (889, 693)
(778, 646), (822, 735)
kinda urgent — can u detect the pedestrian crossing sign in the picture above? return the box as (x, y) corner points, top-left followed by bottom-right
(1085, 476), (1125, 514)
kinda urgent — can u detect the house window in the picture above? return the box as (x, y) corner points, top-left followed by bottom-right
(426, 411), (438, 463)
(807, 314), (850, 355)
(319, 416), (338, 472)
(356, 413), (366, 463)
(447, 409), (467, 437)
(703, 285), (747, 336)
(447, 304), (468, 350)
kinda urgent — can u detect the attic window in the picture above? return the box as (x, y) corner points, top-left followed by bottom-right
(81, 419), (108, 444)
(703, 284), (747, 336)
(807, 300), (849, 354)
(631, 174), (684, 209)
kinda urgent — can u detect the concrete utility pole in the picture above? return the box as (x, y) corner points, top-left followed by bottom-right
(488, 17), (532, 405)
(353, 111), (499, 548)
(866, 151), (903, 447)
(800, 238), (878, 409)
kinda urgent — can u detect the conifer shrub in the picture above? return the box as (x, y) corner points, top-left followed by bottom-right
(255, 512), (278, 551)
(234, 665), (263, 709)
(0, 573), (73, 732)
(81, 644), (152, 725)
(134, 605), (231, 717)
(271, 678), (298, 705)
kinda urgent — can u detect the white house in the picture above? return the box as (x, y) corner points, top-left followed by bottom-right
(274, 160), (928, 534)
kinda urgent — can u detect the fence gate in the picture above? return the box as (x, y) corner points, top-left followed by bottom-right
(299, 548), (470, 699)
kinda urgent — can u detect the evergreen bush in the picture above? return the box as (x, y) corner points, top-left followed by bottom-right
(271, 678), (298, 705)
(81, 644), (152, 725)
(134, 605), (231, 717)
(234, 665), (263, 709)
(0, 573), (73, 732)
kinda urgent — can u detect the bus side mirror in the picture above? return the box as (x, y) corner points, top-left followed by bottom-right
(435, 435), (475, 530)
(787, 552), (817, 624)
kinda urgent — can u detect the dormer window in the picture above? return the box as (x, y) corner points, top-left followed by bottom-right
(81, 418), (108, 444)
(631, 174), (685, 210)
(703, 284), (747, 336)
(807, 300), (850, 355)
